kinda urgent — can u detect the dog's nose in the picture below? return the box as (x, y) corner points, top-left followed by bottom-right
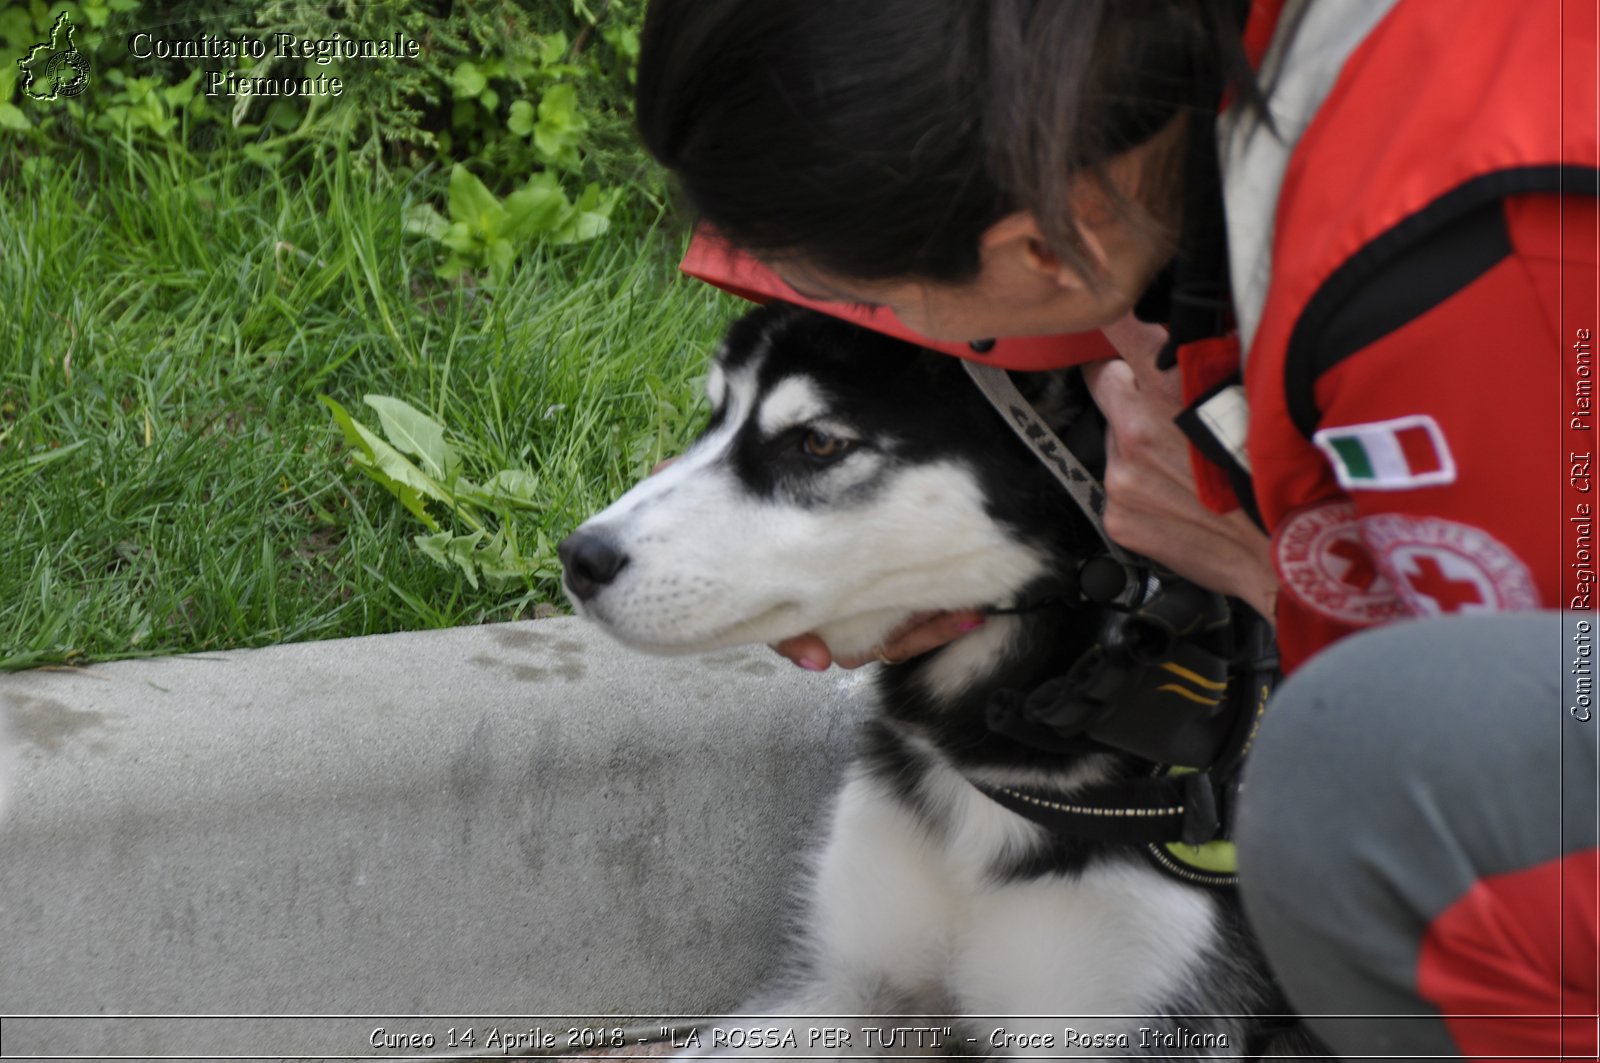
(558, 530), (629, 601)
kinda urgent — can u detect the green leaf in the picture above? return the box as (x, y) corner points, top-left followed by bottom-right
(502, 179), (568, 240)
(552, 183), (619, 245)
(555, 211), (611, 245)
(603, 23), (641, 67)
(538, 82), (581, 127)
(483, 468), (541, 501)
(537, 32), (570, 67)
(0, 9), (33, 46)
(324, 396), (454, 511)
(416, 530), (486, 588)
(486, 237), (516, 281)
(447, 164), (509, 236)
(507, 99), (535, 137)
(440, 220), (477, 255)
(573, 181), (604, 212)
(162, 69), (202, 108)
(453, 471), (539, 510)
(0, 103), (30, 131)
(402, 203), (449, 241)
(533, 83), (588, 170)
(451, 61), (487, 98)
(477, 530), (537, 587)
(264, 98), (298, 131)
(319, 396), (441, 531)
(320, 395), (374, 460)
(362, 395), (457, 481)
(348, 453), (438, 530)
(242, 144), (282, 168)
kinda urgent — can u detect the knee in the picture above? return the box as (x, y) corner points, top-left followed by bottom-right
(1234, 629), (1374, 920)
(1234, 619), (1464, 919)
(1234, 612), (1565, 926)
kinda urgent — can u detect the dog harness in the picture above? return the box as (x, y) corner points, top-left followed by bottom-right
(969, 525), (1276, 887)
(974, 582), (1277, 888)
(961, 359), (1275, 888)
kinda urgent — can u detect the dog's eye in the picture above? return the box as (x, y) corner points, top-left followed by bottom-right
(801, 429), (853, 461)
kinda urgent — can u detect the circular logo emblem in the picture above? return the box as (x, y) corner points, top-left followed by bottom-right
(1362, 515), (1539, 616)
(1274, 500), (1406, 625)
(44, 50), (89, 98)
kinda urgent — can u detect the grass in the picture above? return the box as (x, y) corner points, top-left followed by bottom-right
(0, 138), (741, 670)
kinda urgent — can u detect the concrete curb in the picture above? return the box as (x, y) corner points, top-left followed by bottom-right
(0, 619), (869, 1057)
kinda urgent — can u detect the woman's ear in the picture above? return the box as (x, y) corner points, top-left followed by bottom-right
(981, 212), (1105, 292)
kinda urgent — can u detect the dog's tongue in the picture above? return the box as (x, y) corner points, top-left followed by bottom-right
(680, 229), (1117, 371)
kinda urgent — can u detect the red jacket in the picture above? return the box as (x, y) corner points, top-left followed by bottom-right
(1231, 0), (1597, 670)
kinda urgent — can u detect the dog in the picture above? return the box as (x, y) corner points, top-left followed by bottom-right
(560, 304), (1312, 1058)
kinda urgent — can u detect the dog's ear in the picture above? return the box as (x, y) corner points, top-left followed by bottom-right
(1007, 369), (1095, 434)
(1006, 368), (1108, 478)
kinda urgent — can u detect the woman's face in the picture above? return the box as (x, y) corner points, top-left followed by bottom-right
(768, 120), (1183, 344)
(770, 209), (1170, 343)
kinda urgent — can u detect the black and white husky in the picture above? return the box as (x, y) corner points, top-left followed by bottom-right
(561, 305), (1308, 1058)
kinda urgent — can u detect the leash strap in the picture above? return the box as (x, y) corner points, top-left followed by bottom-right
(962, 362), (1142, 604)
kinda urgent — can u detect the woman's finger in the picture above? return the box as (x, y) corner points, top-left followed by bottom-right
(1088, 361), (1193, 484)
(772, 633), (834, 672)
(834, 610), (988, 669)
(774, 609), (988, 671)
(1099, 313), (1181, 404)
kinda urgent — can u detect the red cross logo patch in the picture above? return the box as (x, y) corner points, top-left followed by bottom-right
(1273, 500), (1408, 625)
(1361, 515), (1540, 616)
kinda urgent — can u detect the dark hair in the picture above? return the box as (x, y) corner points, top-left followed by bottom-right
(636, 0), (1259, 286)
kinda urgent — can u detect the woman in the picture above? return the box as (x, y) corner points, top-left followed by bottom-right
(635, 0), (1598, 1056)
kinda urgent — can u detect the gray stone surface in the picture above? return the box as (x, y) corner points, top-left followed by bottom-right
(0, 619), (869, 1057)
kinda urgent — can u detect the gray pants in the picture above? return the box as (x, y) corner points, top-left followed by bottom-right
(1236, 611), (1599, 1059)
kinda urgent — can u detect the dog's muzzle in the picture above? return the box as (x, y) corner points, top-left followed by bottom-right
(558, 529), (629, 602)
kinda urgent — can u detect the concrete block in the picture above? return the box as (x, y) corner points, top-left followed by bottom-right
(0, 619), (868, 1057)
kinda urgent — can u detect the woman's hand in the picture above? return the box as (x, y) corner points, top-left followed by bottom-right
(772, 610), (988, 672)
(1082, 315), (1278, 621)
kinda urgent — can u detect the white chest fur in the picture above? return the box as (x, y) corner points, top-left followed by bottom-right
(792, 750), (1222, 1048)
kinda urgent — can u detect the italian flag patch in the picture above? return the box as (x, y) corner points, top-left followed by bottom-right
(1313, 415), (1456, 491)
